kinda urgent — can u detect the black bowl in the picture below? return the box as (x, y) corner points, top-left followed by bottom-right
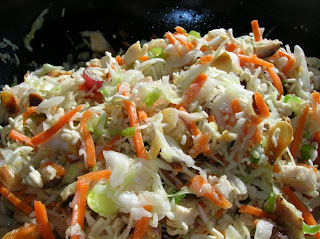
(1, 0), (320, 85)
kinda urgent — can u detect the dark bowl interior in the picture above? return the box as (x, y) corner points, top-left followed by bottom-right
(1, 0), (320, 85)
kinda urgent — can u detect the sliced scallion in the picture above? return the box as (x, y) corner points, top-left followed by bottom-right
(144, 88), (161, 106)
(148, 47), (165, 59)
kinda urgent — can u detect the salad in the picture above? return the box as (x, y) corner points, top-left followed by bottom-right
(0, 20), (320, 239)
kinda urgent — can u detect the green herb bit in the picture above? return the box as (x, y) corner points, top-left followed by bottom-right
(144, 88), (161, 106)
(263, 192), (277, 213)
(148, 47), (165, 59)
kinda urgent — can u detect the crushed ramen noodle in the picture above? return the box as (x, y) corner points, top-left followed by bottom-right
(0, 20), (320, 239)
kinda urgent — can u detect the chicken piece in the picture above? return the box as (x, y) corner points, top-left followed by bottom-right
(279, 165), (319, 197)
(270, 227), (289, 239)
(275, 195), (303, 239)
(254, 40), (281, 58)
(123, 41), (142, 66)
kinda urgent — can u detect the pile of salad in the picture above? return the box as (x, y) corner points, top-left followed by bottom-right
(0, 20), (320, 239)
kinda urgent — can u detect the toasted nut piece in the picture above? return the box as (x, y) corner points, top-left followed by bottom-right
(1, 91), (19, 115)
(28, 93), (43, 106)
(123, 41), (142, 66)
(211, 51), (233, 73)
(266, 121), (293, 162)
(254, 41), (280, 58)
(0, 165), (24, 191)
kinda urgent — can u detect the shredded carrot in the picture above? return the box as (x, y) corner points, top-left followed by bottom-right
(190, 175), (232, 209)
(122, 90), (147, 159)
(23, 106), (37, 124)
(31, 105), (83, 145)
(253, 219), (259, 227)
(9, 129), (35, 148)
(208, 114), (216, 123)
(199, 55), (214, 64)
(290, 104), (309, 159)
(189, 133), (211, 158)
(312, 91), (320, 121)
(239, 205), (276, 220)
(116, 55), (124, 66)
(0, 184), (33, 215)
(80, 110), (96, 168)
(175, 37), (194, 51)
(176, 73), (208, 109)
(78, 169), (111, 181)
(238, 54), (274, 68)
(251, 20), (262, 42)
(314, 131), (320, 165)
(34, 201), (55, 239)
(225, 42), (237, 52)
(297, 163), (318, 173)
(2, 223), (40, 239)
(282, 57), (296, 75)
(41, 162), (66, 177)
(282, 186), (320, 239)
(273, 164), (281, 174)
(253, 92), (270, 118)
(70, 178), (89, 239)
(175, 26), (186, 34)
(215, 208), (224, 219)
(138, 110), (148, 121)
(231, 98), (242, 114)
(277, 49), (292, 59)
(132, 205), (152, 239)
(138, 56), (149, 62)
(165, 32), (177, 45)
(97, 135), (120, 161)
(266, 67), (284, 97)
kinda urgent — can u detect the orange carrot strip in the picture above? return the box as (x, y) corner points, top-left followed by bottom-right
(208, 114), (216, 123)
(34, 201), (55, 239)
(273, 164), (281, 174)
(199, 55), (214, 64)
(239, 205), (276, 220)
(290, 104), (309, 159)
(41, 162), (66, 177)
(175, 26), (186, 34)
(9, 129), (35, 147)
(188, 121), (202, 136)
(2, 223), (40, 239)
(122, 91), (147, 159)
(312, 91), (320, 121)
(251, 20), (262, 42)
(176, 73), (208, 109)
(80, 110), (96, 168)
(297, 163), (318, 173)
(175, 37), (194, 51)
(138, 110), (148, 121)
(266, 67), (284, 96)
(282, 57), (296, 75)
(190, 175), (232, 209)
(215, 208), (224, 219)
(189, 133), (211, 158)
(225, 42), (237, 52)
(239, 54), (274, 68)
(78, 169), (111, 181)
(231, 98), (242, 114)
(132, 205), (152, 239)
(165, 32), (177, 45)
(253, 92), (270, 118)
(0, 184), (33, 215)
(70, 179), (89, 239)
(314, 131), (320, 165)
(23, 106), (37, 124)
(282, 187), (320, 239)
(97, 135), (121, 161)
(116, 55), (124, 66)
(138, 56), (149, 62)
(277, 49), (292, 59)
(31, 105), (83, 145)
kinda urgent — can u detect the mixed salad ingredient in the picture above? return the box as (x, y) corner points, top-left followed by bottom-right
(0, 20), (320, 239)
